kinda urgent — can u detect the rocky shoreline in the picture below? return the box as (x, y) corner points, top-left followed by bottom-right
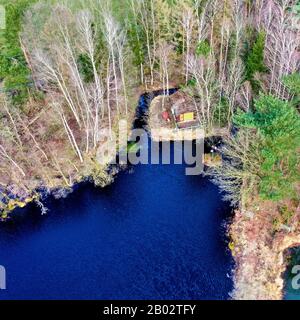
(0, 167), (115, 221)
(230, 201), (300, 300)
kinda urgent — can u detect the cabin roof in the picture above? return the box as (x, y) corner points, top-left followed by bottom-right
(168, 91), (196, 115)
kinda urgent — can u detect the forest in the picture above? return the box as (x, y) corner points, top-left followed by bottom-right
(0, 0), (299, 228)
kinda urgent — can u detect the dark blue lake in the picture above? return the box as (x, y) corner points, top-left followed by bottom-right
(0, 158), (233, 300)
(0, 91), (233, 300)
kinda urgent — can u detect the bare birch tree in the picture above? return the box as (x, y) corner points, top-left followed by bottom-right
(181, 5), (195, 84)
(258, 0), (300, 99)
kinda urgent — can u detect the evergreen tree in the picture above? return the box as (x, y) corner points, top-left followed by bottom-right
(234, 95), (300, 201)
(283, 72), (300, 107)
(244, 32), (268, 92)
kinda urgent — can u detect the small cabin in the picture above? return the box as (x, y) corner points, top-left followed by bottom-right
(161, 91), (201, 130)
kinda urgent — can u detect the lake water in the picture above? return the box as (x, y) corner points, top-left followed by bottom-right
(0, 91), (234, 300)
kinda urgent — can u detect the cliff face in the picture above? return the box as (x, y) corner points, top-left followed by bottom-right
(230, 201), (300, 300)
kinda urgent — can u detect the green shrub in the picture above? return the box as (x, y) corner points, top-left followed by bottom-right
(195, 40), (211, 57)
(78, 54), (94, 83)
(283, 72), (300, 95)
(214, 96), (231, 127)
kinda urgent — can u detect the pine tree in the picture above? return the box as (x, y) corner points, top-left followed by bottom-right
(234, 95), (300, 201)
(244, 32), (268, 92)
